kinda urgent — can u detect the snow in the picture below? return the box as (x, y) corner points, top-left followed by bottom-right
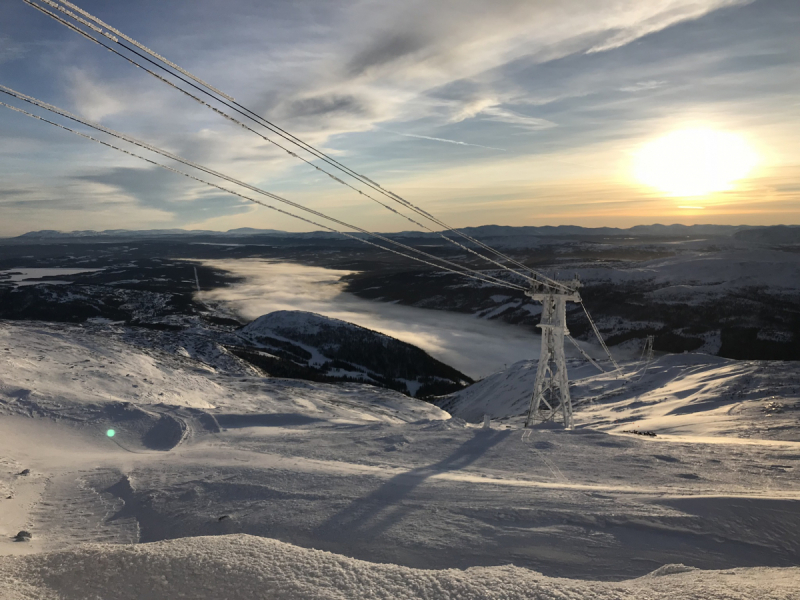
(438, 359), (608, 424)
(0, 321), (448, 430)
(442, 353), (800, 441)
(573, 248), (800, 299)
(0, 320), (798, 597)
(1, 535), (797, 600)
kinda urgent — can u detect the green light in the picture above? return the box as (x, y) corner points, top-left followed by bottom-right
(106, 429), (116, 437)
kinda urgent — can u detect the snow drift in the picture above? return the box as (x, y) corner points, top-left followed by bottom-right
(0, 534), (796, 600)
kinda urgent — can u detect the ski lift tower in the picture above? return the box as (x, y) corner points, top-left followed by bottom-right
(524, 276), (582, 430)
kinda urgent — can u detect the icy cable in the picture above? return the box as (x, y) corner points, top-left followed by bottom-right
(24, 0), (534, 286)
(0, 96), (526, 292)
(31, 0), (536, 281)
(25, 0), (571, 292)
(578, 302), (623, 376)
(39, 0), (234, 102)
(566, 335), (605, 374)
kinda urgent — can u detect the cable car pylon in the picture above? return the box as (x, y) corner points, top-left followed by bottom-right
(524, 276), (582, 430)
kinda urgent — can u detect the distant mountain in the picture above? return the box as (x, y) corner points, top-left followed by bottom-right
(235, 310), (472, 397)
(733, 225), (800, 245)
(8, 223), (779, 243)
(456, 224), (755, 238)
(15, 228), (282, 239)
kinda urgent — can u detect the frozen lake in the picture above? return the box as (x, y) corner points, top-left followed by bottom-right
(198, 259), (542, 379)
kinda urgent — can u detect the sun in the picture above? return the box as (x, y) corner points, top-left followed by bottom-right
(633, 128), (757, 197)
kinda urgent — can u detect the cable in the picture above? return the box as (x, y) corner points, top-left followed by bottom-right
(578, 301), (623, 376)
(566, 335), (605, 373)
(47, 0), (545, 281)
(28, 0), (571, 291)
(0, 86), (525, 291)
(38, 0), (547, 285)
(0, 92), (526, 292)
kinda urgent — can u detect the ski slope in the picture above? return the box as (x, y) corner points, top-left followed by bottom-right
(0, 320), (798, 598)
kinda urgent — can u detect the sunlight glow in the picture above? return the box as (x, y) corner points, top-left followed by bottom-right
(633, 129), (757, 197)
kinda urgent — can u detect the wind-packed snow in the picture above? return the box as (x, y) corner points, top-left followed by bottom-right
(0, 535), (797, 600)
(437, 359), (606, 423)
(1, 320), (798, 598)
(0, 321), (448, 435)
(441, 353), (800, 441)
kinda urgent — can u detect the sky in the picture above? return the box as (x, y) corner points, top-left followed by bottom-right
(0, 0), (798, 236)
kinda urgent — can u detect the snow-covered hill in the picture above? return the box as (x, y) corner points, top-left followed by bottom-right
(1, 319), (799, 598)
(237, 310), (472, 397)
(0, 321), (449, 427)
(439, 354), (800, 441)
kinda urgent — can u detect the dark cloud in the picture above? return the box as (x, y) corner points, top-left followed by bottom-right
(346, 32), (429, 77)
(0, 188), (34, 199)
(75, 167), (252, 222)
(279, 93), (371, 123)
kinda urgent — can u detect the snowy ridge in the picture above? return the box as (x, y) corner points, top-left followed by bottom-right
(436, 359), (606, 423)
(237, 310), (471, 397)
(0, 534), (796, 600)
(243, 310), (376, 339)
(0, 321), (449, 425)
(440, 353), (800, 440)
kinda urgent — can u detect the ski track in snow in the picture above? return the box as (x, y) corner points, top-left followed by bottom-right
(0, 320), (798, 598)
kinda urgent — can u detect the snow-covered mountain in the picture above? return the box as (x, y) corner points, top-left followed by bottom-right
(236, 310), (472, 397)
(1, 318), (799, 600)
(8, 223), (795, 242)
(439, 354), (800, 440)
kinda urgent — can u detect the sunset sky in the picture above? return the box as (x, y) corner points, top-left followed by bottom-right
(1, 0), (798, 236)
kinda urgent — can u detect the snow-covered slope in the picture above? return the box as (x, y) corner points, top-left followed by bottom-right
(436, 359), (603, 423)
(0, 321), (450, 424)
(440, 354), (800, 441)
(1, 534), (796, 600)
(237, 310), (472, 396)
(1, 319), (799, 597)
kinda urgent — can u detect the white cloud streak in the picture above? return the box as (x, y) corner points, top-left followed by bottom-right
(383, 129), (506, 151)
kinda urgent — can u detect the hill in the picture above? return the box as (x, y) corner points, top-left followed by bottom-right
(236, 310), (473, 397)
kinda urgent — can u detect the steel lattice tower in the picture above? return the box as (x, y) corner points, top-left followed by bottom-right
(524, 277), (582, 429)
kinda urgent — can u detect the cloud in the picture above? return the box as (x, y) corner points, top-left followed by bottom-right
(200, 258), (542, 377)
(346, 32), (429, 77)
(242, 0), (753, 140)
(619, 80), (668, 93)
(587, 0), (753, 53)
(2, 0), (791, 235)
(281, 94), (370, 120)
(0, 37), (27, 64)
(383, 129), (506, 151)
(480, 107), (557, 131)
(75, 166), (253, 222)
(66, 69), (126, 121)
(448, 97), (499, 124)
